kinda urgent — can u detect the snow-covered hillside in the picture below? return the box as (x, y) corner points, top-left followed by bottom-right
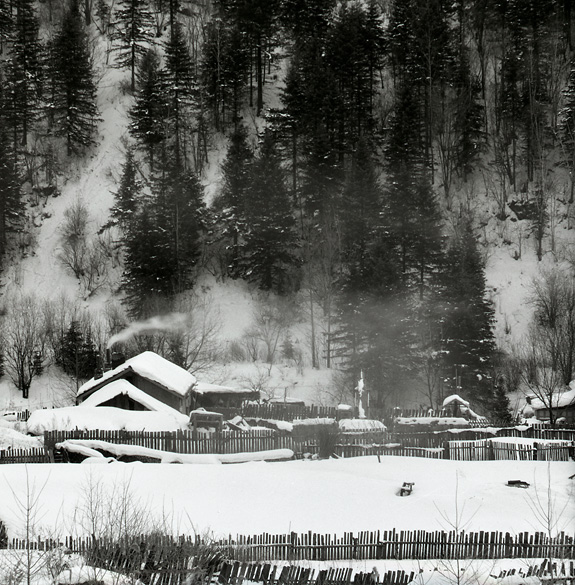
(2, 0), (575, 415)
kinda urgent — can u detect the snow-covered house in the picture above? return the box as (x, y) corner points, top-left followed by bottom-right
(77, 351), (259, 415)
(77, 351), (197, 414)
(192, 381), (259, 410)
(526, 383), (575, 423)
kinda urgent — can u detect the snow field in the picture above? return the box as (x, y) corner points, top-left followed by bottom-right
(0, 456), (572, 541)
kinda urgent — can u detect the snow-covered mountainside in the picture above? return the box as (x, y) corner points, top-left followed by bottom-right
(2, 0), (575, 416)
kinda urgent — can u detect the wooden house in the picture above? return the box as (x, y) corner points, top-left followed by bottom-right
(77, 351), (197, 414)
(527, 385), (575, 424)
(77, 351), (259, 415)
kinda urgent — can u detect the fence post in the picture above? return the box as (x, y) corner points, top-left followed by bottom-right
(443, 442), (449, 460)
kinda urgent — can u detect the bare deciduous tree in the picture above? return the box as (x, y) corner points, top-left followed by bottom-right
(2, 294), (48, 398)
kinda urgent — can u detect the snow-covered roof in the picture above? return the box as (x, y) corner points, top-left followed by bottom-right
(78, 351), (196, 399)
(442, 394), (470, 408)
(529, 387), (575, 410)
(339, 419), (387, 432)
(26, 406), (187, 435)
(193, 381), (253, 395)
(78, 379), (189, 426)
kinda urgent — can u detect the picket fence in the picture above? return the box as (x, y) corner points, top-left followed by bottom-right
(447, 440), (574, 462)
(216, 559), (575, 585)
(41, 429), (574, 463)
(214, 530), (575, 562)
(7, 531), (575, 562)
(0, 447), (51, 464)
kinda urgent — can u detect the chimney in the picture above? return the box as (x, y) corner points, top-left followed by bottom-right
(111, 352), (126, 369)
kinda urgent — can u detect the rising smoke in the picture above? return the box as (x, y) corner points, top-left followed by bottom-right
(107, 313), (191, 349)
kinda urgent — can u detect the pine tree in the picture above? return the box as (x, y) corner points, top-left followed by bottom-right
(102, 148), (142, 232)
(49, 0), (100, 155)
(340, 138), (382, 277)
(163, 21), (197, 165)
(0, 124), (23, 262)
(4, 0), (43, 146)
(202, 18), (250, 129)
(435, 216), (496, 406)
(121, 205), (176, 317)
(154, 164), (206, 293)
(559, 62), (575, 203)
(242, 130), (300, 294)
(57, 320), (99, 380)
(110, 0), (155, 92)
(216, 124), (253, 277)
(129, 49), (167, 170)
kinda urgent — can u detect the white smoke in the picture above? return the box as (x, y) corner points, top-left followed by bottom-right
(107, 313), (190, 349)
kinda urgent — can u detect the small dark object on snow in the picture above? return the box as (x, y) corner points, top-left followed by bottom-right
(507, 480), (530, 488)
(399, 482), (415, 496)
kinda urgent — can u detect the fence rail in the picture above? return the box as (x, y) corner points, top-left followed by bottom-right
(6, 531), (575, 562)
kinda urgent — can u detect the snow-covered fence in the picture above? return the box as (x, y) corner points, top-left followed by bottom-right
(447, 439), (573, 461)
(7, 531), (575, 562)
(44, 429), (296, 455)
(0, 447), (51, 464)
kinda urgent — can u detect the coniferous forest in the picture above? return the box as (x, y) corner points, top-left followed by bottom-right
(2, 0), (575, 419)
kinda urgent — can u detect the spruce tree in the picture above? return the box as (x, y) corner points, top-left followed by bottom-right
(129, 49), (166, 170)
(216, 124), (253, 277)
(49, 0), (100, 155)
(340, 138), (382, 277)
(242, 130), (300, 294)
(102, 148), (142, 232)
(202, 19), (250, 129)
(110, 0), (155, 92)
(0, 124), (23, 262)
(57, 320), (99, 380)
(163, 21), (196, 164)
(435, 216), (496, 406)
(4, 0), (43, 146)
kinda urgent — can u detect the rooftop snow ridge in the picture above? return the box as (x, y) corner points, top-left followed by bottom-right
(77, 351), (196, 398)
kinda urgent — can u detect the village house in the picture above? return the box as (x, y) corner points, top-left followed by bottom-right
(76, 351), (259, 415)
(523, 383), (575, 424)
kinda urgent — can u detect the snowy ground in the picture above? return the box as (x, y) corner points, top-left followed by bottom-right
(0, 456), (572, 541)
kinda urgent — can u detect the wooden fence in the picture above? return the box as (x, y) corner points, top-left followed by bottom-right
(447, 440), (574, 462)
(0, 448), (51, 464)
(7, 530), (575, 562)
(45, 429), (296, 454)
(41, 429), (575, 463)
(216, 559), (575, 585)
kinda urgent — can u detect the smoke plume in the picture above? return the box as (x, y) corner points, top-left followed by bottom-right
(107, 313), (190, 349)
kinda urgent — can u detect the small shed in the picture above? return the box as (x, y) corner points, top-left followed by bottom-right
(189, 408), (224, 432)
(191, 382), (259, 410)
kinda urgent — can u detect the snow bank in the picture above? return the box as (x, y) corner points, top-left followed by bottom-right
(78, 351), (196, 398)
(395, 417), (470, 427)
(293, 418), (336, 427)
(339, 419), (387, 432)
(27, 406), (186, 435)
(56, 564), (143, 585)
(442, 394), (470, 408)
(79, 379), (189, 426)
(194, 381), (250, 395)
(56, 439), (222, 464)
(57, 438), (294, 464)
(0, 427), (44, 450)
